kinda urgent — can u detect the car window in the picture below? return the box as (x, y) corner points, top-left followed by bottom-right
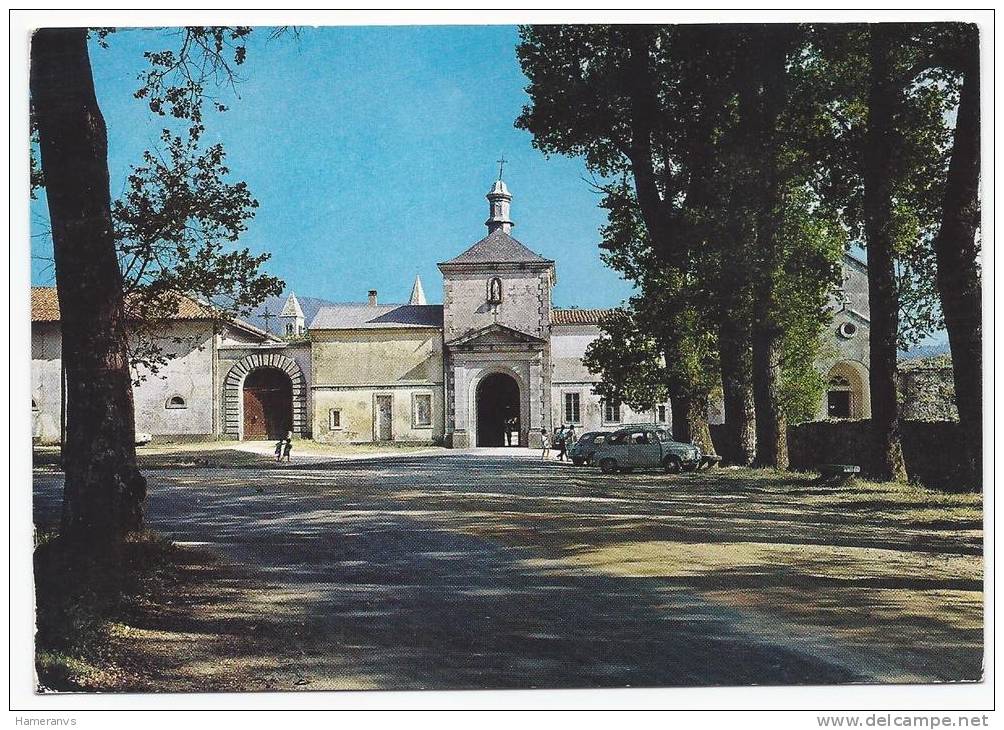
(631, 432), (647, 444)
(608, 433), (627, 445)
(655, 431), (670, 443)
(593, 435), (605, 444)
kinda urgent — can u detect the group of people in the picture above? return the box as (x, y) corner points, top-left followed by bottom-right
(274, 431), (294, 463)
(540, 424), (577, 461)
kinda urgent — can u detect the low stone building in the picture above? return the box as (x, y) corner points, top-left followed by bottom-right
(30, 288), (307, 444)
(31, 175), (873, 447)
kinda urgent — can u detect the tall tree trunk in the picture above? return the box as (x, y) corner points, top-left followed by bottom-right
(30, 28), (147, 552)
(863, 27), (908, 482)
(719, 317), (756, 465)
(751, 317), (788, 469)
(933, 36), (982, 489)
(747, 26), (790, 470)
(670, 393), (714, 454)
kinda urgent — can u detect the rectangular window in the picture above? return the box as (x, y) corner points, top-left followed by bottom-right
(657, 405), (667, 423)
(563, 392), (581, 424)
(328, 408), (342, 430)
(603, 400), (622, 424)
(413, 393), (432, 428)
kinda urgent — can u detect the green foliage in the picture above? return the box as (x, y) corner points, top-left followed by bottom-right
(582, 308), (666, 411)
(31, 27), (283, 374)
(518, 25), (844, 424)
(134, 27), (253, 142)
(807, 24), (961, 348)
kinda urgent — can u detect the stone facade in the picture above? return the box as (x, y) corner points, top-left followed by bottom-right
(310, 327), (444, 444)
(898, 354), (958, 421)
(30, 178), (877, 446)
(30, 288), (302, 444)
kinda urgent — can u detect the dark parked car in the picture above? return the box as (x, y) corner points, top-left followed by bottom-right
(568, 431), (611, 466)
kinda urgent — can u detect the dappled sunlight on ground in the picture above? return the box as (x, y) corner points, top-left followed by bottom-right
(33, 453), (982, 692)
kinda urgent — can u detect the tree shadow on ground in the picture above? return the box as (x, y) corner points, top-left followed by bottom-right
(32, 454), (983, 691)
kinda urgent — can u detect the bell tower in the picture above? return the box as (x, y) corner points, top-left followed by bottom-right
(485, 178), (513, 235)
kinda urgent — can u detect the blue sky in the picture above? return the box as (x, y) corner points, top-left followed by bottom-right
(30, 25), (634, 308)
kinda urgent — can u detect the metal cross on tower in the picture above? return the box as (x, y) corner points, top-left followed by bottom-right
(497, 155), (508, 180)
(261, 306), (274, 334)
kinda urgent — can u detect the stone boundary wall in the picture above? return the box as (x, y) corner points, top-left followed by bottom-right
(710, 420), (970, 492)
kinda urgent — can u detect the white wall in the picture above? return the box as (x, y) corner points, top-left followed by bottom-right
(550, 324), (670, 433)
(31, 323), (62, 443)
(131, 320), (215, 439)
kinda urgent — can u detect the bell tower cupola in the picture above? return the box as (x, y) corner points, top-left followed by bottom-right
(485, 159), (514, 235)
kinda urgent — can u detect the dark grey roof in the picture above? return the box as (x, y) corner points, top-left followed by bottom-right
(439, 228), (553, 266)
(309, 303), (443, 330)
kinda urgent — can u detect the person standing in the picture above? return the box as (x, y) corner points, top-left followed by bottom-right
(556, 424), (568, 462)
(540, 428), (551, 459)
(505, 416), (515, 447)
(281, 431), (293, 463)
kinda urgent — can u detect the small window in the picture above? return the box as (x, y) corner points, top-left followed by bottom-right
(563, 392), (581, 424)
(413, 393), (432, 428)
(328, 409), (342, 430)
(657, 404), (667, 423)
(603, 400), (622, 424)
(285, 322), (295, 336)
(31, 398), (38, 411)
(166, 395), (187, 409)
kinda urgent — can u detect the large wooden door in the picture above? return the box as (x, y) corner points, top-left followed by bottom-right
(376, 395), (393, 441)
(243, 368), (293, 440)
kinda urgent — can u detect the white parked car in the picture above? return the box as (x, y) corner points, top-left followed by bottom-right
(592, 426), (701, 474)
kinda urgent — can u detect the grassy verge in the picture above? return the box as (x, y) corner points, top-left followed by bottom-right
(33, 530), (213, 692)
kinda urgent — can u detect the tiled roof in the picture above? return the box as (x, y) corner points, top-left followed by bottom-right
(31, 287), (221, 322)
(30, 287), (61, 322)
(30, 287), (275, 339)
(550, 308), (617, 326)
(439, 228), (552, 266)
(310, 303), (444, 330)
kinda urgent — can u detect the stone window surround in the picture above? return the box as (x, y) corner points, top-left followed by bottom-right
(412, 392), (433, 429)
(602, 399), (622, 425)
(328, 408), (342, 430)
(165, 394), (188, 409)
(561, 390), (581, 425)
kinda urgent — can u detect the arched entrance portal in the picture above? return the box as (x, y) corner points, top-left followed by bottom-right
(476, 372), (520, 447)
(243, 367), (293, 440)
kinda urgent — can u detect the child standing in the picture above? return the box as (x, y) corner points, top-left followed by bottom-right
(540, 428), (551, 460)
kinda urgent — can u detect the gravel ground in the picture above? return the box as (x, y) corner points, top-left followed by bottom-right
(32, 451), (983, 692)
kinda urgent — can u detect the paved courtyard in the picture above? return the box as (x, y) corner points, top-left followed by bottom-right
(32, 449), (983, 691)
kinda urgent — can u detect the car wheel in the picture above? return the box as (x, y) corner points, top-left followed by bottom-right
(572, 457), (584, 466)
(663, 456), (682, 474)
(599, 458), (617, 474)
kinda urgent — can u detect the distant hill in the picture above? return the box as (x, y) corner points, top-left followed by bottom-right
(246, 294), (338, 334)
(899, 342), (951, 361)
